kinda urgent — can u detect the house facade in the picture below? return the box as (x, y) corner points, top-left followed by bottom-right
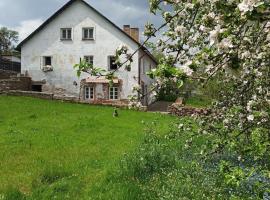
(17, 0), (157, 106)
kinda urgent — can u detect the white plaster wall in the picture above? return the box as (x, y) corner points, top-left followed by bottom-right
(21, 0), (139, 98)
(139, 50), (157, 105)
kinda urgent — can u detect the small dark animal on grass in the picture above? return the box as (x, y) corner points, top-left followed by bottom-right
(113, 107), (119, 117)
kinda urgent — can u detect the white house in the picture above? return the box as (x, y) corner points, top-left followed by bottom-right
(17, 0), (157, 106)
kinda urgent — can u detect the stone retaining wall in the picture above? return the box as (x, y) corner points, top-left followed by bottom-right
(168, 103), (211, 116)
(6, 90), (54, 100)
(0, 77), (31, 92)
(3, 90), (132, 109)
(0, 70), (18, 79)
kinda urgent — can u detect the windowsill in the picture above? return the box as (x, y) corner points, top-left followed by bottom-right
(60, 39), (72, 41)
(82, 38), (94, 41)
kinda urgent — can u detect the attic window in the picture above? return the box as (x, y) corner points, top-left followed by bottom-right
(61, 28), (72, 40)
(82, 28), (94, 40)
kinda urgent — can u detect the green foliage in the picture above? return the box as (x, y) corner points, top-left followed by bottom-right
(73, 59), (105, 77)
(104, 119), (270, 199)
(120, 122), (178, 180)
(0, 27), (19, 53)
(156, 80), (181, 102)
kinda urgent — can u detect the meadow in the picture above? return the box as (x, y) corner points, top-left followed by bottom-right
(0, 95), (175, 199)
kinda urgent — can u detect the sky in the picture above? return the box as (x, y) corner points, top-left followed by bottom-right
(0, 0), (162, 43)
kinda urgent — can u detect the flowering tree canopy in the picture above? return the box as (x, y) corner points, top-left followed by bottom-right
(143, 0), (270, 193)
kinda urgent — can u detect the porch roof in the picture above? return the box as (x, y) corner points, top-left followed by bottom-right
(85, 77), (120, 84)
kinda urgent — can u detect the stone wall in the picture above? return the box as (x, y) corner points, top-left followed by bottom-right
(4, 90), (130, 108)
(7, 90), (54, 100)
(0, 77), (31, 93)
(168, 103), (211, 117)
(0, 70), (18, 79)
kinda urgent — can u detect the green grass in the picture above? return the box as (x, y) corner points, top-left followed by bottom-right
(0, 95), (175, 199)
(185, 96), (212, 108)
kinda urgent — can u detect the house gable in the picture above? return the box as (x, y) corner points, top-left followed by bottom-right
(16, 0), (157, 64)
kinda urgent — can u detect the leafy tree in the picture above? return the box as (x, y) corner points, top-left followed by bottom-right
(0, 27), (19, 54)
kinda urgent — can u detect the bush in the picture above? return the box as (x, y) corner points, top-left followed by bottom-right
(112, 119), (269, 199)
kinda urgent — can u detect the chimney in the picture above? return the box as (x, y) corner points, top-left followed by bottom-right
(123, 25), (139, 42)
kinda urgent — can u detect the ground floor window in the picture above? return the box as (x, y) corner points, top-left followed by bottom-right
(109, 87), (119, 100)
(85, 87), (94, 100)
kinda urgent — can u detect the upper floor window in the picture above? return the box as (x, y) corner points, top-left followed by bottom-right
(84, 56), (94, 65)
(108, 56), (117, 70)
(43, 56), (52, 66)
(82, 28), (94, 40)
(61, 28), (72, 40)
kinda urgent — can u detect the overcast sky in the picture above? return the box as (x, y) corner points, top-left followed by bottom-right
(0, 0), (162, 43)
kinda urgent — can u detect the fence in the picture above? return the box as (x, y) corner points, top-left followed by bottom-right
(0, 57), (21, 72)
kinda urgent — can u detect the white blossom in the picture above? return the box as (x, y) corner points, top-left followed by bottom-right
(209, 25), (225, 45)
(238, 0), (264, 14)
(218, 38), (234, 51)
(175, 25), (187, 36)
(247, 114), (254, 121)
(181, 61), (194, 76)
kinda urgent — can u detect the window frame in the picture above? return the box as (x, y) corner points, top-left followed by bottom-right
(60, 28), (72, 40)
(109, 87), (119, 100)
(84, 55), (94, 65)
(43, 56), (52, 66)
(84, 86), (94, 100)
(108, 56), (118, 71)
(82, 27), (95, 40)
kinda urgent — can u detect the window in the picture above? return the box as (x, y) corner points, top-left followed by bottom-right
(142, 59), (147, 74)
(108, 56), (117, 70)
(109, 87), (119, 100)
(43, 56), (52, 66)
(61, 28), (72, 40)
(84, 56), (94, 65)
(85, 87), (94, 100)
(82, 28), (94, 40)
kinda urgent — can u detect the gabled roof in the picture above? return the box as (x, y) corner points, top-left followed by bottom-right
(16, 0), (157, 64)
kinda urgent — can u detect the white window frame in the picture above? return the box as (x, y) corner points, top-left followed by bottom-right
(109, 87), (119, 100)
(60, 28), (72, 40)
(82, 27), (95, 40)
(84, 56), (94, 65)
(85, 87), (94, 100)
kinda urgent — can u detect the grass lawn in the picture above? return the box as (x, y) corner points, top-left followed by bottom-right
(185, 96), (212, 108)
(0, 95), (175, 199)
